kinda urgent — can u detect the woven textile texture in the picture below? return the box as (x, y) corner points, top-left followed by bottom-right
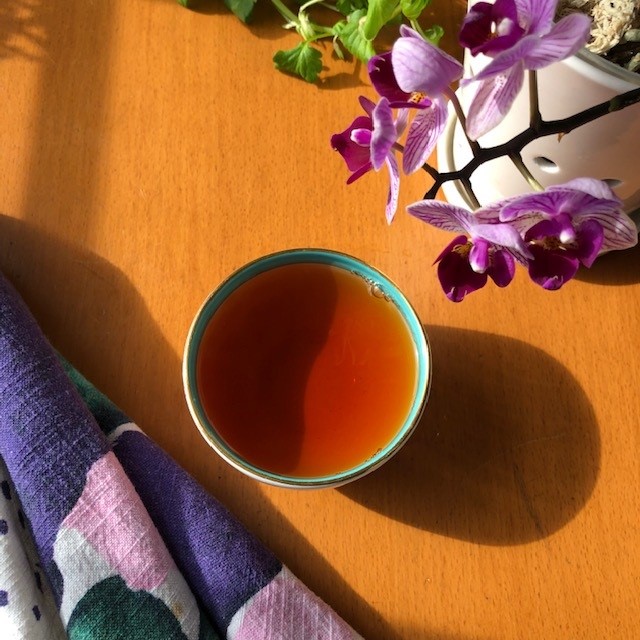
(0, 270), (361, 640)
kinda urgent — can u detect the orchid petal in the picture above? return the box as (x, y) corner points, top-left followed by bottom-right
(574, 220), (604, 267)
(392, 34), (463, 97)
(524, 216), (605, 270)
(402, 100), (448, 174)
(501, 191), (567, 220)
(522, 14), (591, 70)
(582, 210), (639, 252)
(556, 213), (577, 243)
(351, 128), (372, 146)
(437, 248), (488, 302)
(487, 249), (516, 287)
(368, 53), (410, 104)
(359, 95), (376, 116)
(371, 98), (396, 171)
(459, 1), (496, 54)
(331, 115), (372, 172)
(499, 211), (542, 237)
(523, 217), (566, 241)
(471, 196), (521, 223)
(500, 188), (621, 221)
(474, 221), (533, 262)
(468, 35), (538, 81)
(346, 162), (373, 184)
(549, 178), (618, 201)
(527, 244), (579, 290)
(395, 107), (409, 136)
(460, 0), (524, 56)
(384, 153), (400, 224)
(466, 65), (524, 139)
(434, 234), (468, 264)
(513, 0), (557, 34)
(469, 238), (490, 273)
(407, 199), (475, 234)
(399, 24), (420, 39)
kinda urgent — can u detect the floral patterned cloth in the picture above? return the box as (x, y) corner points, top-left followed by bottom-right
(0, 271), (361, 640)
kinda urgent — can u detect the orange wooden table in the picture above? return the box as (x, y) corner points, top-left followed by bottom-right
(1, 1), (639, 638)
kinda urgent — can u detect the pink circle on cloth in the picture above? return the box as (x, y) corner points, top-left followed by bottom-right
(231, 568), (359, 640)
(62, 451), (172, 591)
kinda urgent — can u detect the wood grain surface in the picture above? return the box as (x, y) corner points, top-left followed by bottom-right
(1, 1), (638, 638)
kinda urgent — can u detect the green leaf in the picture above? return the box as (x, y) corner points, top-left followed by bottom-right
(273, 42), (323, 83)
(334, 10), (376, 62)
(224, 0), (257, 23)
(176, 0), (189, 6)
(400, 0), (431, 21)
(362, 0), (400, 41)
(335, 0), (368, 15)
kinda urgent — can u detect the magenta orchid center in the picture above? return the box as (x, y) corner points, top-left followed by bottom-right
(531, 235), (565, 252)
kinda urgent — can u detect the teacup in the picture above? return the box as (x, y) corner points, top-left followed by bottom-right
(182, 248), (431, 488)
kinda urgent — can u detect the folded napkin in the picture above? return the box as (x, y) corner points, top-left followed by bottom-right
(0, 271), (361, 639)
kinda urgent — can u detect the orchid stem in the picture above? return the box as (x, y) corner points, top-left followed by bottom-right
(445, 88), (482, 156)
(528, 70), (542, 130)
(509, 152), (543, 191)
(461, 179), (481, 209)
(394, 142), (440, 181)
(421, 161), (440, 181)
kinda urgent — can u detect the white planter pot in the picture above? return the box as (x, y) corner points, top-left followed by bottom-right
(437, 43), (640, 221)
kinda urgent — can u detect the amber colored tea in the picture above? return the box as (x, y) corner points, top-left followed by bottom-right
(196, 262), (418, 477)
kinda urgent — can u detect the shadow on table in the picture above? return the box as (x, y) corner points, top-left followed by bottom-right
(154, 0), (369, 90)
(170, 0), (289, 37)
(0, 214), (402, 640)
(341, 325), (600, 546)
(576, 241), (640, 286)
(0, 0), (47, 61)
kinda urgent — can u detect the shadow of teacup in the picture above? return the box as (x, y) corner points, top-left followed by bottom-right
(341, 325), (600, 545)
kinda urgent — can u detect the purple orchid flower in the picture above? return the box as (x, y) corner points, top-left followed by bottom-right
(460, 0), (525, 57)
(391, 26), (464, 175)
(407, 199), (533, 301)
(497, 178), (639, 289)
(461, 0), (591, 140)
(524, 217), (603, 289)
(331, 96), (401, 223)
(368, 52), (432, 109)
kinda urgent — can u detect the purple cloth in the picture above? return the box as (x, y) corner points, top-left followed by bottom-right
(0, 270), (362, 639)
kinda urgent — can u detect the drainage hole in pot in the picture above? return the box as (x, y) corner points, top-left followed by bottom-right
(533, 156), (559, 174)
(603, 178), (623, 188)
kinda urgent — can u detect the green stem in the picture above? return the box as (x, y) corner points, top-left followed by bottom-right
(445, 87), (481, 156)
(461, 178), (481, 209)
(508, 152), (543, 191)
(528, 70), (541, 130)
(410, 19), (428, 40)
(270, 0), (299, 25)
(305, 27), (338, 41)
(299, 0), (328, 13)
(393, 141), (440, 182)
(319, 1), (342, 12)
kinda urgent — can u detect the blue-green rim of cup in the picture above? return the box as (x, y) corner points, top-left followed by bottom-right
(182, 248), (431, 489)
